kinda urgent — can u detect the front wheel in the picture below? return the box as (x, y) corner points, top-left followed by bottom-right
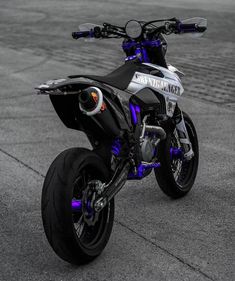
(41, 148), (114, 264)
(155, 112), (199, 198)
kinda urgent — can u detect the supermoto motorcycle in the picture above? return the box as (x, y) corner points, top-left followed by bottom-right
(37, 17), (207, 264)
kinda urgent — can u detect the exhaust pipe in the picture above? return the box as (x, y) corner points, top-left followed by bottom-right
(79, 87), (104, 116)
(140, 115), (166, 140)
(79, 87), (121, 137)
(145, 125), (166, 140)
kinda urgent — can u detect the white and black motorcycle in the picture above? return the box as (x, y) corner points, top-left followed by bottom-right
(37, 17), (207, 264)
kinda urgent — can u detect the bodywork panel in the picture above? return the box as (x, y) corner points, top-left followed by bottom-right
(36, 77), (132, 132)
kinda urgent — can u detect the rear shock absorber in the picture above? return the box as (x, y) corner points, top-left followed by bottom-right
(111, 137), (122, 171)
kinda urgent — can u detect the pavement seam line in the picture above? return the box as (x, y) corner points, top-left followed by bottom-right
(114, 220), (215, 281)
(0, 148), (45, 178)
(0, 147), (215, 280)
(13, 55), (50, 74)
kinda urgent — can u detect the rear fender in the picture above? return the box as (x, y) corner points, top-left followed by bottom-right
(36, 77), (131, 132)
(36, 77), (112, 96)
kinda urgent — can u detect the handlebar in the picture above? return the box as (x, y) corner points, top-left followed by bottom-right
(72, 27), (135, 41)
(72, 26), (108, 39)
(72, 19), (207, 40)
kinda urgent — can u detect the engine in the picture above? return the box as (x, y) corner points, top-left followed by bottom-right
(141, 135), (159, 162)
(140, 116), (166, 163)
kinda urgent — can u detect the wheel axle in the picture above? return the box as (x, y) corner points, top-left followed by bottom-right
(72, 199), (82, 212)
(72, 199), (93, 214)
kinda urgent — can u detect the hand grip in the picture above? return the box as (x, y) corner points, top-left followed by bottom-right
(177, 23), (207, 33)
(178, 23), (197, 32)
(72, 31), (91, 39)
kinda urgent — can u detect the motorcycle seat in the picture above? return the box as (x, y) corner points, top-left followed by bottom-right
(69, 62), (160, 91)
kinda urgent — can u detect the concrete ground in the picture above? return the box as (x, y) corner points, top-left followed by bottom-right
(0, 0), (234, 280)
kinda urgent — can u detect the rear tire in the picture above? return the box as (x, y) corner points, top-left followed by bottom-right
(41, 148), (114, 264)
(155, 112), (199, 198)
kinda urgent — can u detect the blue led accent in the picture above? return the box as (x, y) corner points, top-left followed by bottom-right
(71, 199), (82, 212)
(122, 39), (161, 63)
(125, 55), (137, 62)
(135, 105), (141, 113)
(129, 103), (141, 125)
(142, 47), (149, 63)
(135, 47), (143, 62)
(72, 199), (94, 215)
(122, 40), (139, 50)
(170, 147), (183, 160)
(129, 103), (137, 125)
(143, 40), (161, 47)
(128, 162), (161, 179)
(122, 39), (161, 50)
(111, 138), (122, 156)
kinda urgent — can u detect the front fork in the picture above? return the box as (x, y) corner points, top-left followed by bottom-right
(174, 104), (194, 160)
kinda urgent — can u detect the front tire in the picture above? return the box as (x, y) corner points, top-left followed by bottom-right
(155, 112), (199, 198)
(41, 148), (114, 264)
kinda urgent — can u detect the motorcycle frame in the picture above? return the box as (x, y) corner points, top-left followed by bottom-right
(36, 35), (185, 214)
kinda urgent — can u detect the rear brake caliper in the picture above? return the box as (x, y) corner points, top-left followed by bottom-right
(83, 180), (105, 226)
(72, 180), (105, 226)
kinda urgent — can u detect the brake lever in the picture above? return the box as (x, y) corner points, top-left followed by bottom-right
(102, 23), (126, 38)
(164, 22), (176, 34)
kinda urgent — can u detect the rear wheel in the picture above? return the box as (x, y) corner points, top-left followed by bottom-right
(41, 148), (114, 264)
(155, 112), (199, 198)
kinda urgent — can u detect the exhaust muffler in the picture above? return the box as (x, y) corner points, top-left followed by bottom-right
(79, 87), (120, 137)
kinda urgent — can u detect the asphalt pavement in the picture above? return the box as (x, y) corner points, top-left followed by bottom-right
(0, 1), (234, 281)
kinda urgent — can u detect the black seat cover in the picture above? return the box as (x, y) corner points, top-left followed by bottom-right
(69, 63), (156, 90)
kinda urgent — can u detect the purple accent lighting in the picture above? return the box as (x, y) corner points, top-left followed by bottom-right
(86, 201), (94, 216)
(135, 105), (141, 113)
(129, 103), (141, 125)
(129, 103), (137, 125)
(143, 39), (161, 48)
(135, 47), (143, 62)
(111, 138), (122, 156)
(142, 47), (150, 63)
(122, 40), (161, 50)
(128, 162), (161, 179)
(122, 39), (162, 63)
(125, 55), (137, 62)
(170, 147), (183, 160)
(72, 199), (82, 212)
(122, 40), (139, 51)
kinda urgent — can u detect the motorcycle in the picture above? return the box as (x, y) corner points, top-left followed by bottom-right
(37, 17), (207, 264)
